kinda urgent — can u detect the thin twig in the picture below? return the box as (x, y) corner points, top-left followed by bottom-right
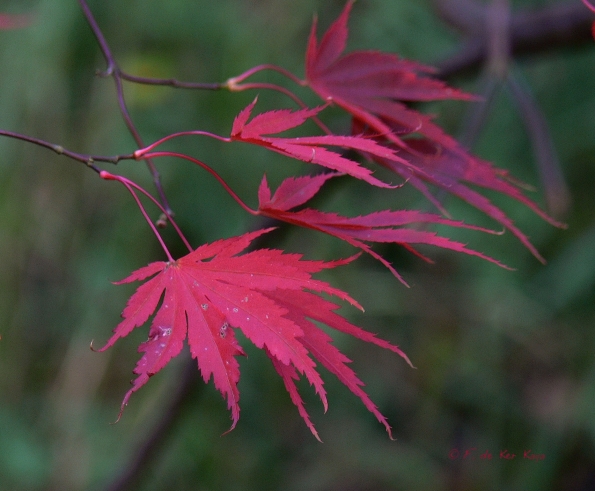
(119, 72), (222, 90)
(0, 129), (133, 171)
(77, 0), (173, 215)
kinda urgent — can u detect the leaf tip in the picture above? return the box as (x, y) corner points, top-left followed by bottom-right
(220, 420), (239, 437)
(109, 407), (125, 425)
(90, 338), (111, 353)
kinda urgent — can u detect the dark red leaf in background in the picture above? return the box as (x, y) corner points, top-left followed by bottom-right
(305, 1), (564, 261)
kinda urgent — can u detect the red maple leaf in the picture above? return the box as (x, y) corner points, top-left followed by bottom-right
(305, 1), (473, 149)
(230, 97), (411, 189)
(305, 1), (564, 260)
(97, 228), (411, 439)
(257, 173), (509, 284)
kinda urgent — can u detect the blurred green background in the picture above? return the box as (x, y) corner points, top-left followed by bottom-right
(1, 0), (594, 490)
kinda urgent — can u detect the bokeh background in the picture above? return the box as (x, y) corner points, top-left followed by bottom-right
(1, 0), (594, 490)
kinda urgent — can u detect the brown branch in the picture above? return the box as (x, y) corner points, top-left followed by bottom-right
(506, 72), (571, 216)
(119, 72), (222, 90)
(437, 0), (574, 219)
(104, 360), (201, 491)
(458, 0), (510, 147)
(434, 0), (594, 77)
(0, 129), (133, 172)
(77, 0), (174, 216)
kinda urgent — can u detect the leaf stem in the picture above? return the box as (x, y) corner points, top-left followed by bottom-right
(134, 131), (232, 158)
(142, 151), (259, 217)
(225, 64), (306, 88)
(99, 170), (175, 263)
(120, 175), (194, 253)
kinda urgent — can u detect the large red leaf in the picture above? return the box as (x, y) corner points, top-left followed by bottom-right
(258, 174), (509, 284)
(305, 2), (564, 260)
(98, 229), (410, 438)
